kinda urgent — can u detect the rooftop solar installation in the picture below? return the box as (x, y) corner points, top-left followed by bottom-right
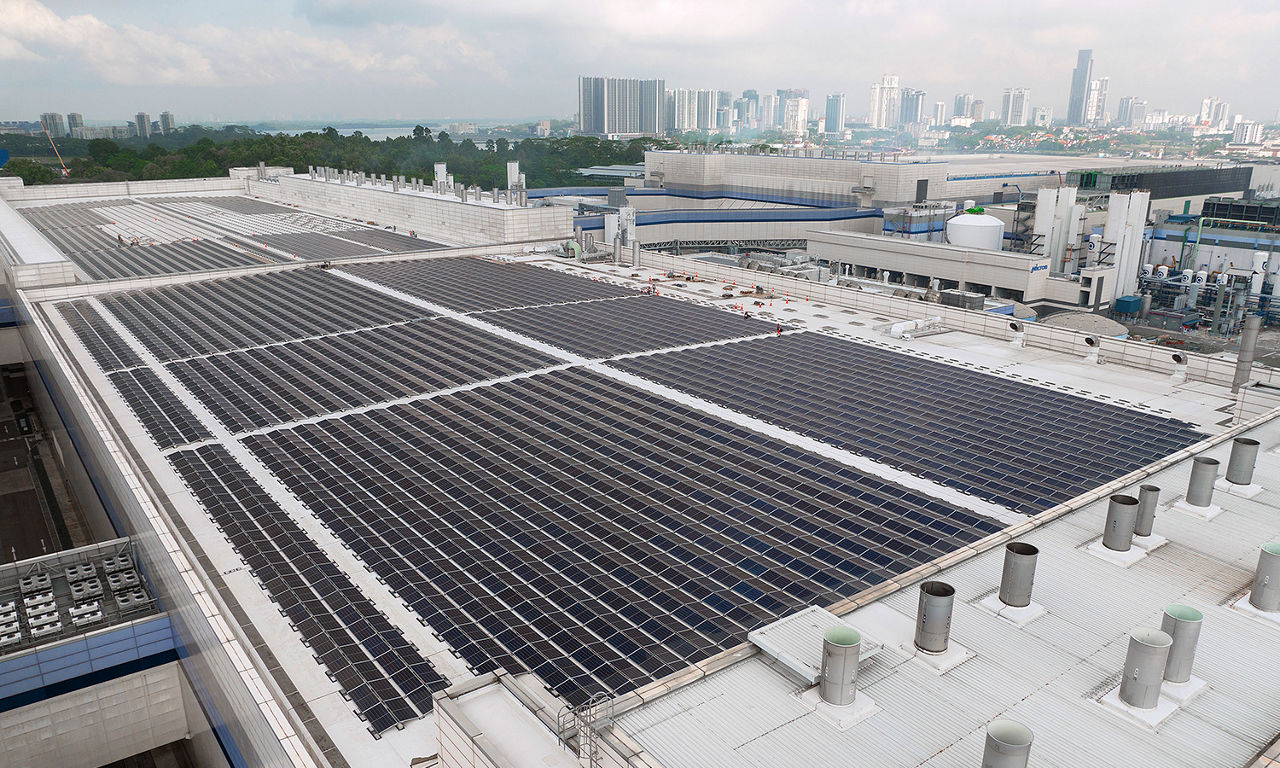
(251, 232), (381, 260)
(341, 257), (637, 312)
(66, 239), (285, 281)
(169, 317), (561, 432)
(611, 331), (1206, 513)
(478, 294), (776, 357)
(108, 368), (213, 449)
(101, 268), (433, 361)
(169, 445), (450, 734)
(243, 367), (1001, 706)
(56, 300), (144, 372)
(335, 228), (444, 252)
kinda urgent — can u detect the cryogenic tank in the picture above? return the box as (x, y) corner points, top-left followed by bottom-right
(946, 210), (1005, 251)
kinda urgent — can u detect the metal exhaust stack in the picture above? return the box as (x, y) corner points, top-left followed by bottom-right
(1249, 543), (1280, 612)
(915, 581), (955, 654)
(631, 240), (641, 269)
(1134, 485), (1160, 537)
(613, 236), (623, 265)
(1232, 314), (1262, 393)
(1160, 605), (1202, 684)
(1102, 494), (1139, 552)
(998, 542), (1038, 608)
(1118, 628), (1173, 709)
(982, 719), (1033, 768)
(1185, 456), (1219, 508)
(1225, 437), (1260, 486)
(818, 626), (860, 707)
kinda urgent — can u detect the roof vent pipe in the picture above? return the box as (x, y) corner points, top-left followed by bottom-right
(914, 581), (955, 654)
(1185, 457), (1219, 508)
(1225, 437), (1260, 486)
(818, 625), (860, 707)
(1008, 320), (1025, 348)
(613, 236), (623, 265)
(1171, 351), (1188, 383)
(1232, 315), (1262, 393)
(1134, 485), (1160, 538)
(982, 719), (1033, 768)
(1118, 628), (1173, 709)
(631, 240), (641, 269)
(1248, 543), (1280, 612)
(998, 542), (1038, 608)
(1102, 494), (1139, 552)
(1159, 605), (1203, 684)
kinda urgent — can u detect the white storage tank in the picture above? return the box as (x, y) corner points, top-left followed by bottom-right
(946, 208), (1005, 251)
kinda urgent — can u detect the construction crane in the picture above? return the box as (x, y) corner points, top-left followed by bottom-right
(40, 121), (70, 177)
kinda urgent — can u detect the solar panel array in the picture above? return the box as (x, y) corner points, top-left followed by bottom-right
(612, 332), (1205, 513)
(252, 232), (381, 261)
(342, 258), (636, 312)
(170, 445), (449, 734)
(56, 300), (143, 372)
(479, 295), (776, 357)
(244, 368), (1000, 705)
(108, 369), (212, 449)
(101, 268), (433, 361)
(68, 239), (282, 282)
(170, 318), (560, 432)
(336, 228), (441, 252)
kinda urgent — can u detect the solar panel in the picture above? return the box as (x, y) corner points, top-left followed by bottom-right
(243, 367), (1000, 706)
(478, 295), (775, 357)
(342, 257), (636, 312)
(611, 332), (1206, 513)
(56, 300), (144, 372)
(65, 239), (285, 281)
(101, 268), (434, 361)
(169, 445), (449, 733)
(108, 368), (212, 449)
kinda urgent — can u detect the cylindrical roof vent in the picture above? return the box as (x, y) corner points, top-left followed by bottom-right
(631, 240), (641, 269)
(1135, 484), (1160, 538)
(1008, 320), (1024, 333)
(1249, 543), (1280, 612)
(819, 625), (861, 707)
(1118, 628), (1173, 709)
(915, 581), (955, 654)
(613, 235), (623, 264)
(1084, 334), (1101, 348)
(1171, 351), (1188, 365)
(998, 542), (1038, 608)
(1226, 437), (1260, 486)
(1160, 605), (1203, 684)
(1186, 456), (1219, 508)
(982, 719), (1033, 768)
(1103, 494), (1139, 552)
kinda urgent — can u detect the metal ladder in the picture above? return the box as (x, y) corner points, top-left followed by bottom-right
(556, 692), (613, 768)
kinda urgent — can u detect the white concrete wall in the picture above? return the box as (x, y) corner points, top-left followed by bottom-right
(0, 177), (246, 203)
(249, 176), (573, 246)
(0, 663), (187, 768)
(635, 216), (875, 245)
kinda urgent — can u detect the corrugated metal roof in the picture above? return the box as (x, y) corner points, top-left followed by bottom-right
(613, 416), (1280, 768)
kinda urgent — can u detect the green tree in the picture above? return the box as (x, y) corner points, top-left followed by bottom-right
(2, 158), (59, 184)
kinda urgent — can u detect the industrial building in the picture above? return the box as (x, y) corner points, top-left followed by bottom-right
(0, 159), (1277, 768)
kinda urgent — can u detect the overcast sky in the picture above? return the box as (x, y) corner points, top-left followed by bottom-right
(2, 0), (1277, 125)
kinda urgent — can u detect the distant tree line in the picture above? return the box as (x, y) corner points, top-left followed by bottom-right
(0, 125), (672, 189)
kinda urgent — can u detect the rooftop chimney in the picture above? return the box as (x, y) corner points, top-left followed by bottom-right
(1232, 315), (1262, 393)
(1102, 494), (1139, 552)
(1118, 627), (1173, 709)
(998, 542), (1038, 608)
(982, 719), (1033, 768)
(1185, 456), (1218, 508)
(818, 625), (860, 707)
(1159, 605), (1202, 684)
(1249, 543), (1280, 612)
(1134, 485), (1160, 538)
(1225, 438), (1260, 486)
(915, 581), (955, 654)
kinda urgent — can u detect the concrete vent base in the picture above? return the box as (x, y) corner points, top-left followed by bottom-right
(1161, 676), (1208, 707)
(846, 603), (973, 675)
(1130, 533), (1169, 554)
(1230, 594), (1280, 629)
(796, 687), (879, 731)
(1171, 499), (1223, 521)
(1097, 687), (1180, 731)
(1214, 477), (1263, 499)
(1084, 537), (1149, 568)
(975, 593), (1046, 627)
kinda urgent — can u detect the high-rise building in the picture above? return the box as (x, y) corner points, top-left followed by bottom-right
(1211, 101), (1232, 130)
(1031, 105), (1053, 128)
(824, 93), (846, 134)
(899, 88), (926, 125)
(135, 112), (151, 139)
(666, 89), (699, 133)
(781, 97), (809, 136)
(695, 89), (718, 131)
(577, 76), (665, 136)
(39, 112), (66, 137)
(869, 74), (901, 129)
(160, 111), (176, 134)
(1116, 97), (1147, 128)
(1001, 88), (1031, 126)
(931, 101), (947, 126)
(1234, 121), (1264, 144)
(1067, 49), (1093, 126)
(66, 113), (84, 134)
(758, 94), (778, 130)
(953, 93), (974, 119)
(970, 99), (985, 121)
(1085, 77), (1108, 125)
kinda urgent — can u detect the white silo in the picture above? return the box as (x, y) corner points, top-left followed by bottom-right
(946, 208), (1005, 251)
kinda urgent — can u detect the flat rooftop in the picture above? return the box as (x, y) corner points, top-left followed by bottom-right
(6, 183), (1265, 767)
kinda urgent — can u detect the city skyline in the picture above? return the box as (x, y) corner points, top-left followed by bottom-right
(1, 0), (1278, 123)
